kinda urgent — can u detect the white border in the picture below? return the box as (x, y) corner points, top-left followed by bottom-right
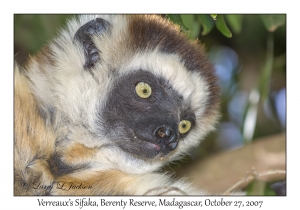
(3, 1), (296, 209)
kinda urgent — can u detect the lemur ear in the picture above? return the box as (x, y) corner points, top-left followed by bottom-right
(74, 18), (111, 69)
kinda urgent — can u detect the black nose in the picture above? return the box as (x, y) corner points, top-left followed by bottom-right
(155, 126), (178, 150)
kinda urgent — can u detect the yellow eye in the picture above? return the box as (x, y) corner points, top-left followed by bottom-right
(178, 120), (192, 134)
(135, 82), (152, 98)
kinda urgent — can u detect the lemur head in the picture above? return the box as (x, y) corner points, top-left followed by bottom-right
(26, 15), (220, 170)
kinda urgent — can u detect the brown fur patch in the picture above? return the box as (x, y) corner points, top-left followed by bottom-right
(64, 143), (97, 165)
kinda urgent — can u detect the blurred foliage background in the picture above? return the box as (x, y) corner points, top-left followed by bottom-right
(14, 14), (286, 195)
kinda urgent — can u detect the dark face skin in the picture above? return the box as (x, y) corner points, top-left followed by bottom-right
(100, 70), (195, 160)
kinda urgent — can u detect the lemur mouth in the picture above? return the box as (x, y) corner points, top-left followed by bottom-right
(117, 137), (178, 160)
(144, 140), (178, 153)
(145, 141), (161, 151)
(135, 138), (179, 159)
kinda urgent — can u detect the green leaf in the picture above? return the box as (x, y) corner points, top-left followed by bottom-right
(246, 180), (266, 195)
(197, 14), (215, 36)
(247, 179), (277, 195)
(225, 14), (244, 34)
(258, 32), (274, 101)
(260, 15), (286, 32)
(189, 22), (201, 39)
(211, 14), (217, 20)
(263, 184), (277, 196)
(166, 14), (182, 25)
(180, 14), (201, 39)
(215, 15), (232, 38)
(180, 14), (195, 30)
